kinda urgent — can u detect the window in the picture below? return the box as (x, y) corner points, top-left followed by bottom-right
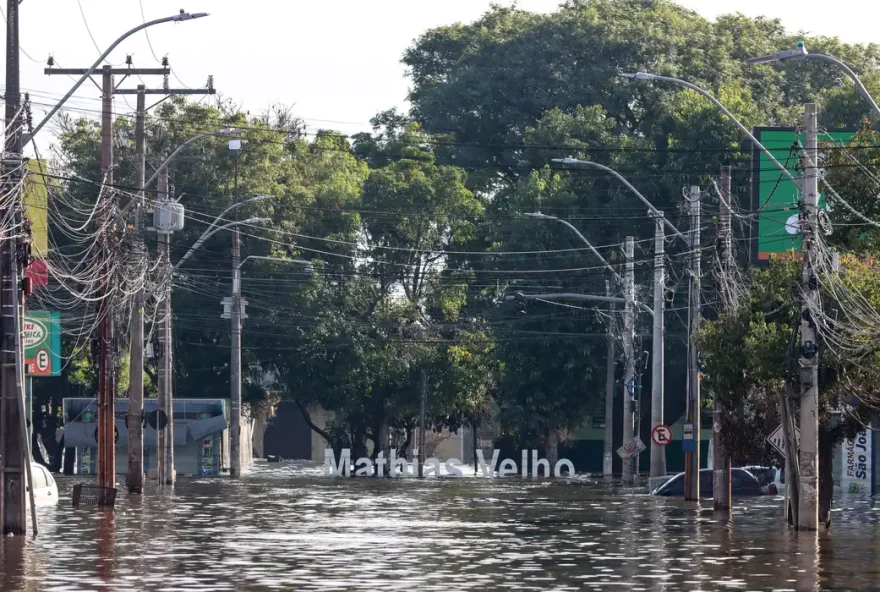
(31, 466), (48, 489)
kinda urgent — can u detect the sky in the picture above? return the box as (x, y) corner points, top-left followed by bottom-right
(6, 0), (880, 154)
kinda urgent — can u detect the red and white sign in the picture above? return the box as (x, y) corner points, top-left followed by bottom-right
(652, 424), (672, 446)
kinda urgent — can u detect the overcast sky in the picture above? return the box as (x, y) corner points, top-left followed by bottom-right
(7, 0), (879, 151)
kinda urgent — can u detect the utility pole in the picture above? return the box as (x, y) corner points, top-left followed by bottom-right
(162, 169), (174, 486)
(621, 237), (635, 484)
(156, 169), (169, 486)
(230, 143), (242, 478)
(44, 64), (175, 493)
(418, 369), (427, 478)
(685, 186), (702, 501)
(95, 65), (116, 493)
(650, 212), (666, 479)
(126, 85), (146, 494)
(119, 82), (215, 492)
(714, 168), (732, 512)
(603, 278), (615, 478)
(799, 104), (820, 531)
(1, 0), (27, 535)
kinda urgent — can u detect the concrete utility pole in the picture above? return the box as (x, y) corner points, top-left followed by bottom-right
(621, 237), (636, 484)
(156, 170), (170, 486)
(685, 186), (702, 501)
(650, 212), (666, 479)
(603, 279), (615, 478)
(1, 0), (28, 535)
(127, 86), (146, 494)
(161, 168), (174, 486)
(124, 83), (215, 494)
(418, 369), (427, 478)
(230, 142), (243, 478)
(799, 104), (820, 531)
(714, 168), (732, 512)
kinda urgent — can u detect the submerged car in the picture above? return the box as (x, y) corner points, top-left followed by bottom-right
(651, 467), (775, 497)
(27, 463), (58, 506)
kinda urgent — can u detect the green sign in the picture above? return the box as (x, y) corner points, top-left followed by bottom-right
(752, 128), (855, 261)
(24, 311), (61, 377)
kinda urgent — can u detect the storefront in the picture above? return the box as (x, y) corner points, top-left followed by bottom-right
(62, 398), (229, 477)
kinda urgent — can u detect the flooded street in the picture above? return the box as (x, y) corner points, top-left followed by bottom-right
(2, 463), (880, 590)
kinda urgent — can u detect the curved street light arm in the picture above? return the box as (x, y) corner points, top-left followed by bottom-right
(550, 158), (688, 244)
(173, 216), (268, 275)
(618, 72), (799, 188)
(803, 54), (880, 119)
(25, 11), (209, 143)
(525, 211), (623, 283)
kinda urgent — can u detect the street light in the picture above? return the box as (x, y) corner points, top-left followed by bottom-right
(548, 158), (687, 244)
(146, 128), (244, 191)
(25, 10), (209, 143)
(618, 72), (799, 187)
(746, 41), (880, 119)
(524, 211), (623, 281)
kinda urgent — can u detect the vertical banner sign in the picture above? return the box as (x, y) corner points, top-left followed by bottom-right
(23, 159), (50, 286)
(751, 128), (855, 262)
(841, 429), (872, 494)
(24, 311), (61, 376)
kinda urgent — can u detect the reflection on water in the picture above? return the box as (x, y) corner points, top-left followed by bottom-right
(1, 462), (880, 590)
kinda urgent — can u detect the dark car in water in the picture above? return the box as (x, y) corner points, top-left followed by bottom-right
(651, 467), (775, 497)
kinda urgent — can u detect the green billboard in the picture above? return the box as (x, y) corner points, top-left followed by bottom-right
(24, 310), (61, 377)
(752, 128), (856, 262)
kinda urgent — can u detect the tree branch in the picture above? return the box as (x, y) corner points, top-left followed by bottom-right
(293, 398), (334, 444)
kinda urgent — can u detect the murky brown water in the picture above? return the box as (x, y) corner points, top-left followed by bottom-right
(1, 462), (880, 590)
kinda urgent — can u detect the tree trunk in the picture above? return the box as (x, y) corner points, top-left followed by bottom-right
(546, 428), (559, 467)
(352, 424), (368, 461)
(373, 416), (389, 476)
(472, 423), (479, 473)
(818, 427), (834, 530)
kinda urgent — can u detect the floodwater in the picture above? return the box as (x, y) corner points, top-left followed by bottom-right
(2, 463), (880, 591)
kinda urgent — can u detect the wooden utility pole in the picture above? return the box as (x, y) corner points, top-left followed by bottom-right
(621, 237), (635, 484)
(714, 168), (732, 512)
(95, 65), (116, 492)
(685, 186), (702, 501)
(44, 65), (214, 492)
(799, 104), (820, 531)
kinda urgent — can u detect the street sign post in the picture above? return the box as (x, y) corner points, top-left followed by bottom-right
(652, 424), (671, 446)
(24, 311), (61, 376)
(617, 436), (646, 460)
(767, 424), (800, 458)
(682, 421), (695, 453)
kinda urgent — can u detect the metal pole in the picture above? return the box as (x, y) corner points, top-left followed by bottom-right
(603, 279), (615, 478)
(650, 212), (666, 479)
(418, 369), (426, 478)
(714, 169), (731, 512)
(621, 237), (635, 484)
(96, 65), (116, 492)
(685, 186), (702, 501)
(799, 103), (820, 531)
(126, 85), (146, 494)
(230, 150), (242, 479)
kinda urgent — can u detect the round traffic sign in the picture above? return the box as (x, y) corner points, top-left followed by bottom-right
(36, 348), (49, 372)
(652, 424), (672, 446)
